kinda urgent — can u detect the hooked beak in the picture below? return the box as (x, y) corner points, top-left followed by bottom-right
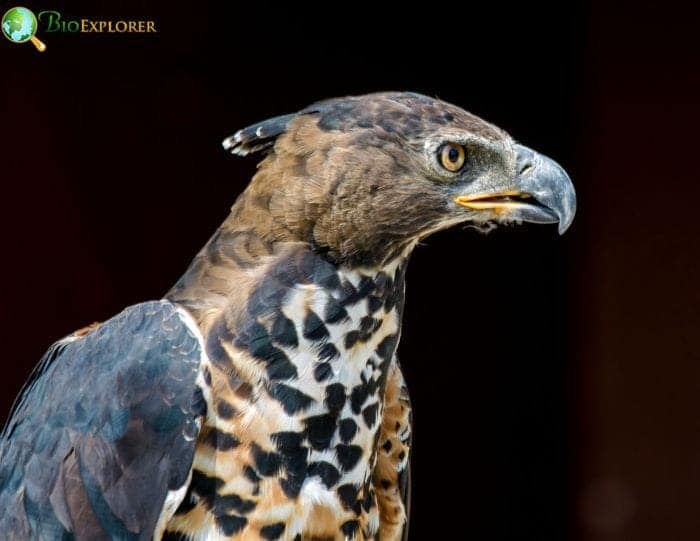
(454, 144), (576, 234)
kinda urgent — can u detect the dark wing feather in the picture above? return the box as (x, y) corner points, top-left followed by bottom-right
(222, 112), (299, 156)
(0, 300), (205, 540)
(221, 99), (338, 157)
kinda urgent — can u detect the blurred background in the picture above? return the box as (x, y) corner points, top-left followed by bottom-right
(2, 1), (699, 538)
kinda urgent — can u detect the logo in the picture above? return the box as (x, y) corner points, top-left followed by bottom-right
(2, 6), (46, 51)
(38, 11), (157, 34)
(1, 7), (158, 52)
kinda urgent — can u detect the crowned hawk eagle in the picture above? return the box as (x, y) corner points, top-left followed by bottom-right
(0, 92), (575, 540)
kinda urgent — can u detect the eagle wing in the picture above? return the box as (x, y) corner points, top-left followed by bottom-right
(0, 300), (207, 540)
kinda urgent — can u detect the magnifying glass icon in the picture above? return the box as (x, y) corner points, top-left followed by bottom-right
(2, 7), (47, 52)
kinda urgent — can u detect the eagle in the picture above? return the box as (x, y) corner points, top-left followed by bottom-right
(0, 92), (575, 540)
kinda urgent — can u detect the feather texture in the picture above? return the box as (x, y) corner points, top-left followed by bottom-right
(0, 301), (206, 539)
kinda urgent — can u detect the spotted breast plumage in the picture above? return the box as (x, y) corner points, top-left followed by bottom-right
(0, 92), (575, 540)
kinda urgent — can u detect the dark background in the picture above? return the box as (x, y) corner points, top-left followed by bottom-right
(2, 1), (699, 539)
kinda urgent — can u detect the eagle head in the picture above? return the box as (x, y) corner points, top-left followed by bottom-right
(222, 92), (576, 266)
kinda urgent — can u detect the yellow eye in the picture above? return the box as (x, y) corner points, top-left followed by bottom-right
(438, 143), (466, 172)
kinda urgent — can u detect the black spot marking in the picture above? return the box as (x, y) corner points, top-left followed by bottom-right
(362, 488), (375, 512)
(212, 493), (257, 515)
(314, 362), (333, 382)
(188, 471), (257, 517)
(398, 450), (406, 461)
(206, 317), (236, 367)
(384, 291), (399, 312)
(282, 445), (308, 475)
(280, 476), (303, 499)
(324, 297), (349, 324)
(337, 280), (358, 305)
(216, 514), (247, 536)
(367, 295), (383, 313)
(271, 312), (298, 348)
(163, 531), (192, 541)
(362, 403), (379, 429)
(260, 522), (286, 539)
(343, 316), (383, 352)
(304, 413), (337, 450)
(244, 465), (261, 483)
(318, 342), (340, 362)
(324, 383), (346, 413)
(376, 333), (398, 364)
(265, 352), (298, 380)
(239, 321), (298, 380)
(271, 430), (308, 499)
(359, 316), (381, 334)
(272, 430), (304, 450)
(350, 384), (370, 414)
(204, 428), (240, 451)
(382, 439), (392, 453)
(190, 469), (224, 496)
(380, 478), (392, 489)
(268, 383), (314, 414)
(337, 483), (360, 509)
(345, 331), (361, 349)
(303, 310), (329, 341)
(336, 444), (363, 471)
(341, 519), (360, 538)
(203, 366), (212, 386)
(308, 460), (341, 488)
(339, 418), (358, 443)
(216, 400), (236, 419)
(252, 444), (282, 476)
(340, 276), (376, 306)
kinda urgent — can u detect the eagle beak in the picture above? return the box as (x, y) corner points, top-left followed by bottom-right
(454, 144), (576, 234)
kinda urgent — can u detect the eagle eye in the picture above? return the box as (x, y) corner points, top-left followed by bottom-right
(438, 143), (466, 172)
